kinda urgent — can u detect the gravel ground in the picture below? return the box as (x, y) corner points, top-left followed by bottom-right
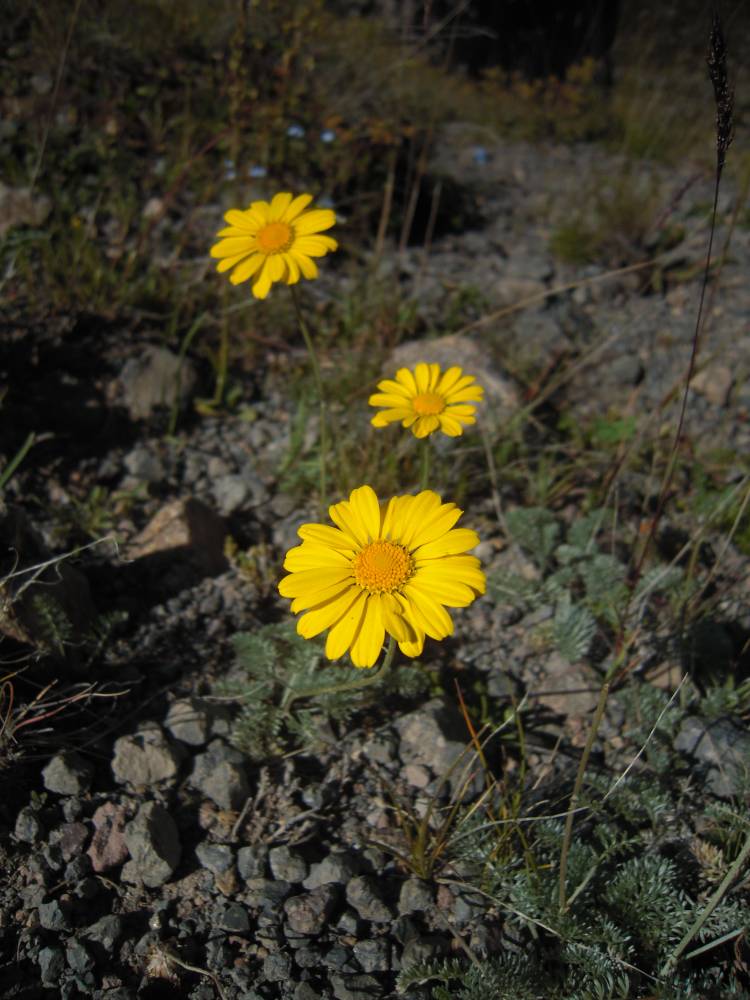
(1, 127), (749, 998)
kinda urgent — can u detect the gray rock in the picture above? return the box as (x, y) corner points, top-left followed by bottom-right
(394, 699), (469, 785)
(358, 730), (398, 766)
(353, 938), (391, 972)
(122, 801), (181, 887)
(119, 345), (197, 421)
(38, 899), (72, 931)
(237, 844), (269, 879)
(325, 946), (359, 972)
(303, 851), (363, 890)
(42, 751), (94, 796)
(262, 951), (292, 982)
(66, 940), (94, 974)
(213, 474), (250, 514)
(219, 903), (250, 932)
(346, 876), (393, 923)
(51, 822), (88, 862)
(164, 697), (212, 745)
(294, 983), (323, 1000)
(38, 946), (65, 986)
(269, 845), (308, 884)
(15, 806), (43, 843)
(195, 841), (235, 875)
(83, 914), (123, 952)
(330, 973), (382, 1000)
(123, 446), (165, 483)
(245, 878), (293, 910)
(112, 722), (185, 787)
(398, 878), (433, 915)
(294, 946), (324, 969)
(674, 716), (750, 798)
(400, 935), (446, 966)
(284, 885), (338, 935)
(190, 739), (250, 810)
(125, 498), (228, 577)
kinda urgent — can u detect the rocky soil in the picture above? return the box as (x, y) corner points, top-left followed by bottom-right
(2, 125), (750, 999)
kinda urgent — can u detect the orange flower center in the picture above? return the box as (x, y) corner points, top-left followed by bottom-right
(256, 221), (294, 254)
(352, 540), (414, 593)
(412, 392), (446, 416)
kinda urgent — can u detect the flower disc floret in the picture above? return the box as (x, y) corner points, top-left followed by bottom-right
(210, 191), (337, 300)
(353, 541), (414, 593)
(278, 485), (486, 668)
(369, 362), (484, 438)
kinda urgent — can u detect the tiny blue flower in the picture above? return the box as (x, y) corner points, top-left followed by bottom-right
(223, 158), (236, 180)
(248, 164), (267, 178)
(318, 196), (334, 210)
(286, 124), (305, 139)
(320, 129), (336, 144)
(471, 146), (489, 165)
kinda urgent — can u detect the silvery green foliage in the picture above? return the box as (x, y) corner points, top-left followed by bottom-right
(217, 621), (428, 759)
(422, 761), (750, 1000)
(490, 507), (685, 662)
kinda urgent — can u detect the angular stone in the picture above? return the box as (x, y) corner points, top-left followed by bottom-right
(303, 851), (363, 890)
(284, 885), (338, 935)
(123, 801), (181, 887)
(112, 723), (185, 787)
(269, 845), (308, 884)
(42, 752), (94, 796)
(346, 876), (393, 923)
(87, 802), (129, 872)
(125, 498), (227, 577)
(119, 345), (196, 420)
(190, 739), (250, 810)
(164, 698), (212, 746)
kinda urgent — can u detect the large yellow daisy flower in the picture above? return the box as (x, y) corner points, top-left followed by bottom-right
(278, 485), (486, 668)
(210, 191), (337, 300)
(369, 363), (484, 438)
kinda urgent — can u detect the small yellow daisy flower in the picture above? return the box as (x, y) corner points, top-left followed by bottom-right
(210, 191), (337, 299)
(369, 362), (484, 438)
(278, 485), (485, 668)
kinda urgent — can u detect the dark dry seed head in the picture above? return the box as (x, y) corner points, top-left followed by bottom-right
(707, 6), (734, 175)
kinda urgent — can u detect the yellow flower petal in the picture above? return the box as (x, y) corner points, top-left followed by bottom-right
(294, 209), (336, 234)
(349, 485), (382, 542)
(291, 251), (319, 280)
(350, 594), (385, 667)
(210, 237), (254, 259)
(415, 528), (480, 560)
(283, 193), (314, 221)
(228, 253), (264, 285)
(298, 586), (361, 638)
(269, 192), (293, 219)
(293, 235), (338, 257)
(250, 258), (274, 298)
(369, 363), (483, 439)
(325, 590), (367, 660)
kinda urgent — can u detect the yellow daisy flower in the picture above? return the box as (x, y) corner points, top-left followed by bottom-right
(369, 363), (484, 438)
(210, 191), (337, 300)
(278, 485), (486, 668)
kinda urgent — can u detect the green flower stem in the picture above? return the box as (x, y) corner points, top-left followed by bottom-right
(212, 288), (230, 407)
(290, 286), (327, 513)
(420, 438), (431, 491)
(286, 635), (397, 708)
